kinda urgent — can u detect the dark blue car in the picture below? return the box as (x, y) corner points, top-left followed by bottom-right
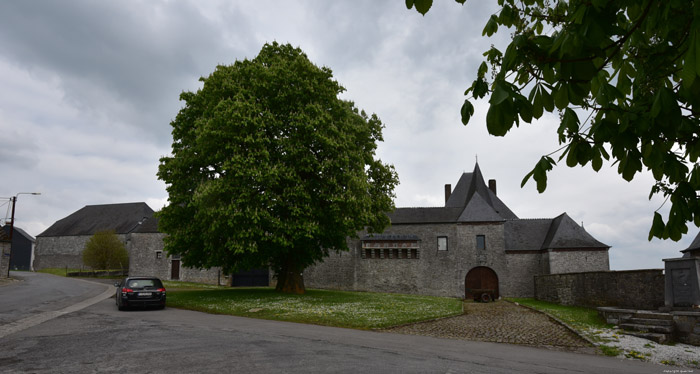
(115, 276), (166, 311)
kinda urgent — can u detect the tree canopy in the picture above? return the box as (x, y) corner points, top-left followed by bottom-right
(157, 42), (398, 294)
(407, 0), (700, 241)
(82, 230), (129, 270)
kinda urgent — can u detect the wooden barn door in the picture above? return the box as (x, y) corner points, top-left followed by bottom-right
(171, 259), (180, 280)
(465, 266), (499, 300)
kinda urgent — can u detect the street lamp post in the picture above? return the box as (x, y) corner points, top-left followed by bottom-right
(6, 192), (40, 277)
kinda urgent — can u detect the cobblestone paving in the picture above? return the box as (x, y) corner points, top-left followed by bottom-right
(385, 301), (595, 353)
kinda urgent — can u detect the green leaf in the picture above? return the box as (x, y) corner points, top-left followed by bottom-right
(554, 84), (569, 110)
(477, 62), (488, 78)
(649, 212), (665, 240)
(407, 0), (433, 15)
(490, 81), (509, 105)
(531, 85), (544, 119)
(592, 150), (603, 171)
(561, 108), (580, 133)
(483, 15), (499, 37)
(460, 99), (474, 125)
(499, 5), (514, 27)
(541, 88), (554, 111)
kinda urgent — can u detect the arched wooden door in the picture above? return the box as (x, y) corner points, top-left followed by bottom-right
(465, 266), (499, 300)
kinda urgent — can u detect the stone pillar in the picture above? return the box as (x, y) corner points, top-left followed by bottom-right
(663, 257), (700, 309)
(0, 241), (10, 278)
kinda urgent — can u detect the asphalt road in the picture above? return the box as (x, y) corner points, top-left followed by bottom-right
(0, 273), (668, 373)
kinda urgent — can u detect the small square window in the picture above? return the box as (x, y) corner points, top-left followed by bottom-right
(477, 235), (486, 250)
(437, 236), (448, 251)
(156, 251), (163, 259)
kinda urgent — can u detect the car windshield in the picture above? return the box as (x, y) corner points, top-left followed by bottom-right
(126, 279), (162, 289)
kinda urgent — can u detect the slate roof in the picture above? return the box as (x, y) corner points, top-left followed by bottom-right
(682, 231), (700, 253)
(386, 163), (608, 252)
(504, 214), (609, 251)
(2, 226), (35, 243)
(38, 202), (155, 237)
(390, 163), (517, 224)
(132, 215), (161, 234)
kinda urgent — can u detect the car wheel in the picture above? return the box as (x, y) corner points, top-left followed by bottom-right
(118, 302), (126, 311)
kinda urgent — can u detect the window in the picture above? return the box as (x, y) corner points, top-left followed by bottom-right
(476, 235), (486, 250)
(156, 251), (163, 259)
(437, 236), (448, 251)
(360, 236), (420, 259)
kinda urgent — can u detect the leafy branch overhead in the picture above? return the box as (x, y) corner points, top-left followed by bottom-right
(407, 0), (700, 241)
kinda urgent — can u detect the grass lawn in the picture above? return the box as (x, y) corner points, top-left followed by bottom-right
(36, 268), (80, 277)
(168, 287), (463, 329)
(507, 298), (612, 331)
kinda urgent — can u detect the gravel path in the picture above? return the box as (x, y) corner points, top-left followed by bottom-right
(386, 300), (595, 353)
(386, 300), (700, 369)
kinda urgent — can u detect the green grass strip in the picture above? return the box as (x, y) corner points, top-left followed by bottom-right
(507, 298), (612, 330)
(168, 287), (462, 329)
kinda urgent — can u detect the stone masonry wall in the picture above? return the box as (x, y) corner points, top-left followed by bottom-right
(535, 269), (664, 310)
(128, 233), (169, 279)
(1, 241), (10, 278)
(305, 222), (530, 298)
(548, 250), (610, 274)
(34, 235), (127, 270)
(127, 232), (223, 285)
(504, 253), (541, 297)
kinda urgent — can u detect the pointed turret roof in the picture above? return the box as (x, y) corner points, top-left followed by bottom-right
(389, 163), (517, 224)
(446, 163), (517, 222)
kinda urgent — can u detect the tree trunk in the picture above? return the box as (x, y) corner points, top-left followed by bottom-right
(275, 262), (305, 294)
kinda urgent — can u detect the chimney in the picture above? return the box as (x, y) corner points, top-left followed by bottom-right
(488, 179), (497, 196)
(444, 184), (452, 204)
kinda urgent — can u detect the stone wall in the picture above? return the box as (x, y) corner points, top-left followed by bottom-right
(127, 232), (223, 285)
(504, 252), (541, 297)
(0, 241), (10, 278)
(34, 235), (127, 270)
(128, 232), (170, 279)
(305, 222), (529, 298)
(673, 311), (700, 346)
(535, 269), (664, 310)
(547, 249), (610, 274)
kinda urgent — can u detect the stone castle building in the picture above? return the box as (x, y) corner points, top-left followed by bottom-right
(303, 163), (610, 298)
(33, 163), (610, 298)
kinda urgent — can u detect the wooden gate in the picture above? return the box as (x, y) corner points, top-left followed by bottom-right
(171, 259), (180, 280)
(465, 266), (499, 300)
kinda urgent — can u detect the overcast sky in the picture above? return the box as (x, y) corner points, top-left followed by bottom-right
(0, 0), (693, 270)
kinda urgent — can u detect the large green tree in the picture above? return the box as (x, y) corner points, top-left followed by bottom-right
(407, 0), (700, 241)
(157, 42), (398, 294)
(82, 230), (129, 270)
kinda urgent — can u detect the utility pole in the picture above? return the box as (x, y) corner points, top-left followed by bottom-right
(6, 193), (40, 277)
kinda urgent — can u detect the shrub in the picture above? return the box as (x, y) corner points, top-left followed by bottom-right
(82, 230), (128, 270)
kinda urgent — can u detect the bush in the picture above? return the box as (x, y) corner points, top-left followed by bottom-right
(82, 230), (129, 270)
